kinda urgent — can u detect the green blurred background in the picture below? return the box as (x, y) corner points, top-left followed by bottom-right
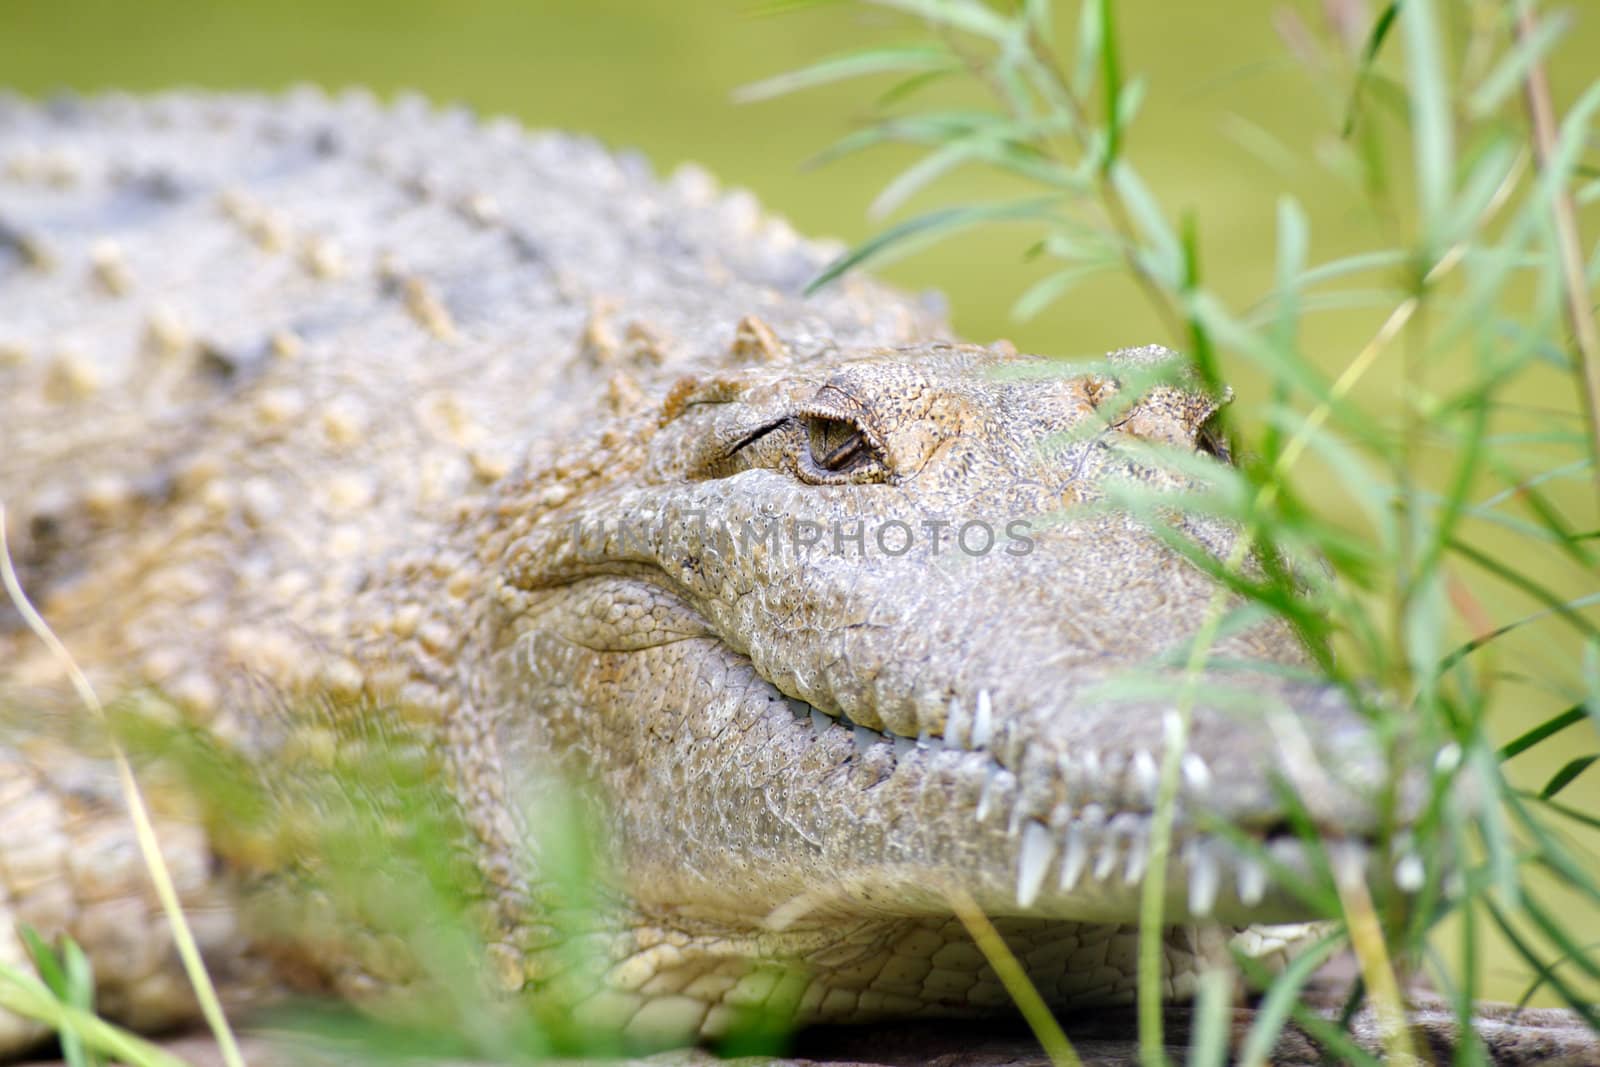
(3, 0), (1597, 1007)
(0, 0), (1590, 359)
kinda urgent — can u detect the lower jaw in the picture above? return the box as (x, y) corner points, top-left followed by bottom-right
(699, 667), (1350, 929)
(533, 652), (1346, 1044)
(568, 912), (1328, 1045)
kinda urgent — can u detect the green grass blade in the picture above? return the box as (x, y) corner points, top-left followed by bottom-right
(1445, 137), (1519, 247)
(1483, 455), (1598, 570)
(1499, 704), (1589, 760)
(869, 141), (989, 218)
(1502, 790), (1600, 910)
(1417, 396), (1490, 576)
(1470, 743), (1521, 907)
(733, 44), (958, 101)
(1011, 262), (1115, 320)
(869, 137), (1089, 218)
(1513, 939), (1600, 1012)
(873, 67), (955, 108)
(1447, 538), (1600, 640)
(1539, 754), (1598, 799)
(1023, 0), (1052, 37)
(16, 929), (98, 1067)
(946, 888), (1084, 1067)
(1523, 792), (1600, 831)
(1399, 0), (1454, 249)
(1289, 249), (1411, 291)
(17, 928), (69, 998)
(1342, 2), (1400, 137)
(1519, 892), (1600, 987)
(1468, 9), (1572, 117)
(1185, 968), (1232, 1067)
(61, 939), (101, 1067)
(1486, 901), (1600, 1030)
(1072, 0), (1103, 99)
(0, 964), (191, 1067)
(1236, 931), (1344, 1067)
(1108, 161), (1179, 284)
(805, 198), (1058, 292)
(1096, 0), (1122, 170)
(867, 0), (1011, 41)
(1272, 197), (1309, 348)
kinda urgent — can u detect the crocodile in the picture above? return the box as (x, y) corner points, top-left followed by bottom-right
(0, 88), (1402, 1055)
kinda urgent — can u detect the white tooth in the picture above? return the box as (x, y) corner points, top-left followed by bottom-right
(810, 708), (832, 734)
(893, 735), (915, 759)
(1059, 823), (1088, 891)
(1181, 753), (1212, 795)
(854, 726), (878, 754)
(1131, 750), (1160, 804)
(1056, 753), (1075, 805)
(1122, 822), (1150, 885)
(971, 690), (994, 750)
(945, 697), (969, 750)
(1099, 813), (1142, 883)
(977, 765), (1002, 822)
(1093, 829), (1120, 882)
(1187, 839), (1220, 917)
(1079, 803), (1107, 830)
(1007, 797), (1025, 839)
(916, 729), (932, 749)
(1395, 852), (1424, 893)
(1236, 854), (1268, 906)
(1016, 821), (1056, 908)
(1080, 750), (1102, 782)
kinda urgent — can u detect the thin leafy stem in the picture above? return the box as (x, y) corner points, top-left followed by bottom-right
(0, 964), (189, 1067)
(759, 0), (1600, 1052)
(946, 887), (1085, 1067)
(1342, 2), (1401, 139)
(1447, 538), (1600, 641)
(1483, 900), (1600, 1033)
(1523, 792), (1600, 832)
(0, 505), (248, 1067)
(964, 7), (1188, 342)
(1020, 10), (1093, 139)
(1513, 0), (1600, 497)
(1136, 530), (1252, 1067)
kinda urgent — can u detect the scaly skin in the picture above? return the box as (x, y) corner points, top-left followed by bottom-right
(0, 89), (1388, 1051)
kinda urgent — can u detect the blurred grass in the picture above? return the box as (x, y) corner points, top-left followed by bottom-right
(2, 0), (1597, 1019)
(0, 2), (1590, 357)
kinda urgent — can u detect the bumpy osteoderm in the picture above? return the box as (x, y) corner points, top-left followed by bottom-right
(1, 89), (1390, 1051)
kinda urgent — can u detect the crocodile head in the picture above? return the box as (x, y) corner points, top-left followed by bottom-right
(472, 335), (1395, 1030)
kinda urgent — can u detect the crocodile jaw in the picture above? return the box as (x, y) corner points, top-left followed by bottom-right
(469, 343), (1398, 1032)
(493, 576), (1380, 924)
(482, 574), (1354, 1038)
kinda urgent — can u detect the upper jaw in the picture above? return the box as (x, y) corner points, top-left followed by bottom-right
(757, 658), (1408, 927)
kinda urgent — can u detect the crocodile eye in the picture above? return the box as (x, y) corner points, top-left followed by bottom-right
(798, 414), (887, 483)
(1196, 416), (1232, 463)
(807, 417), (868, 472)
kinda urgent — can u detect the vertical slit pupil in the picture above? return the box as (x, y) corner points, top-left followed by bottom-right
(809, 418), (866, 471)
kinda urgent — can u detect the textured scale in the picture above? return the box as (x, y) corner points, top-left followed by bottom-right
(0, 89), (1380, 1054)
